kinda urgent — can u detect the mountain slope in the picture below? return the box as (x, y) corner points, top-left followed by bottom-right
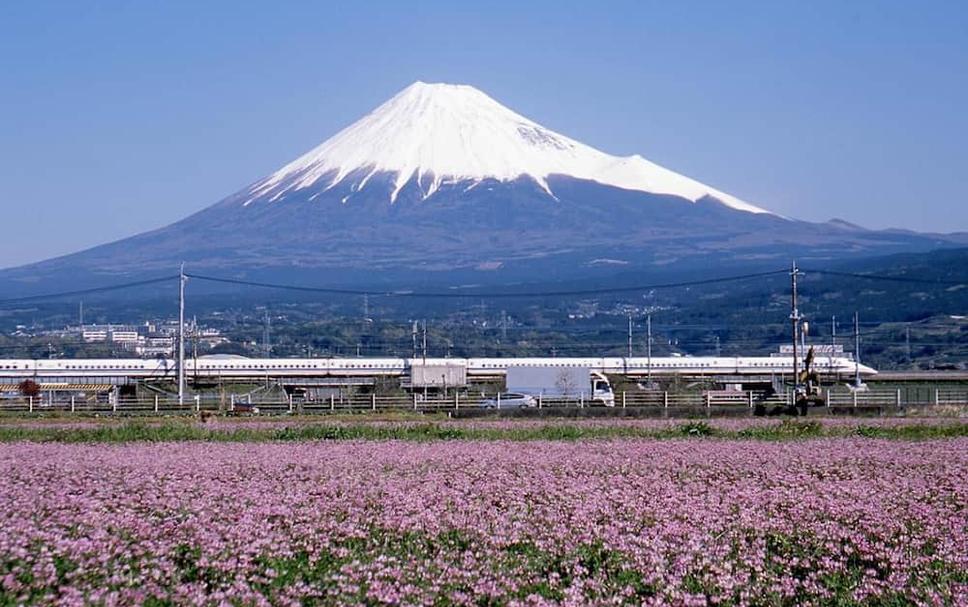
(2, 81), (965, 293)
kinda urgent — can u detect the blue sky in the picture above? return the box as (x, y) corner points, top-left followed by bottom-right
(1, 1), (966, 267)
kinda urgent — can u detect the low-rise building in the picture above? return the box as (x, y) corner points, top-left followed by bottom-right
(82, 330), (108, 342)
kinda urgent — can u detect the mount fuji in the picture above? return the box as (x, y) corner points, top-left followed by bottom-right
(3, 82), (963, 292)
(246, 81), (768, 214)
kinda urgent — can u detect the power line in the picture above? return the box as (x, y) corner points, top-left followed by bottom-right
(802, 269), (964, 286)
(0, 264), (962, 308)
(185, 269), (790, 299)
(0, 275), (180, 306)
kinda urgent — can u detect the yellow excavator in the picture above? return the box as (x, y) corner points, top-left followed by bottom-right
(793, 346), (825, 415)
(755, 346), (825, 416)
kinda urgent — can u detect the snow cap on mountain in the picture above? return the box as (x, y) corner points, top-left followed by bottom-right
(248, 81), (769, 214)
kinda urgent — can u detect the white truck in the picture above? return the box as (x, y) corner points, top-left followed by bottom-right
(505, 366), (615, 406)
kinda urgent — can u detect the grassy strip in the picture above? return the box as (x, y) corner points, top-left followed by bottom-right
(0, 411), (440, 424)
(0, 419), (965, 443)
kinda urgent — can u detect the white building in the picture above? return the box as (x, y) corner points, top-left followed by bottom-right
(82, 330), (108, 342)
(110, 330), (140, 344)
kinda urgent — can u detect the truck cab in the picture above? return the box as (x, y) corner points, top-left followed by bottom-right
(505, 366), (616, 407)
(591, 371), (615, 407)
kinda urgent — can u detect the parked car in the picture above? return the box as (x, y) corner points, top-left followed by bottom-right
(479, 393), (537, 409)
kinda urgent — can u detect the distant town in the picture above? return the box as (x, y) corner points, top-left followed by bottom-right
(7, 317), (227, 359)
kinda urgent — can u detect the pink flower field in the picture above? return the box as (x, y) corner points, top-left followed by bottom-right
(1, 438), (965, 605)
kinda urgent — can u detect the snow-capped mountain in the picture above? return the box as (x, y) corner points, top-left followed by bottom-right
(244, 81), (769, 214)
(3, 81), (962, 293)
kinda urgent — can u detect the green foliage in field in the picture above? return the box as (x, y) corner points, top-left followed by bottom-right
(0, 419), (964, 443)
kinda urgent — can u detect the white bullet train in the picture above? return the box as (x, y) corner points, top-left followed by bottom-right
(0, 355), (876, 384)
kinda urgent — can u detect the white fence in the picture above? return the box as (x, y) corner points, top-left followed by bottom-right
(1, 388), (964, 415)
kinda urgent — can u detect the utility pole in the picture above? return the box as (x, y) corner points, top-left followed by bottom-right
(790, 261), (801, 395)
(830, 315), (836, 374)
(646, 314), (653, 384)
(178, 263), (187, 405)
(191, 318), (199, 385)
(411, 321), (418, 359)
(422, 320), (428, 364)
(627, 313), (633, 358)
(78, 301), (84, 328)
(853, 311), (862, 388)
(905, 325), (911, 364)
(262, 308), (271, 357)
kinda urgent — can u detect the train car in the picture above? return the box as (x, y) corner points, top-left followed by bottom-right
(0, 355), (877, 385)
